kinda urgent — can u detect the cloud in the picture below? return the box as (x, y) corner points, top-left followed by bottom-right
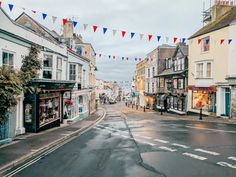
(6, 0), (205, 81)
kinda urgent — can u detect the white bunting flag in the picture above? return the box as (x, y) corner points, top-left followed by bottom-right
(139, 34), (144, 40)
(112, 29), (117, 36)
(52, 16), (57, 24)
(83, 24), (88, 31)
(165, 37), (169, 43)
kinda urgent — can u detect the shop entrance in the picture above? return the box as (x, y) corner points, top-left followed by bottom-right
(225, 88), (231, 117)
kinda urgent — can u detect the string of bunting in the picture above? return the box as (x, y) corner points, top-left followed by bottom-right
(0, 1), (233, 45)
(0, 1), (188, 44)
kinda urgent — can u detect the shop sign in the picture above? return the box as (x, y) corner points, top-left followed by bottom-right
(188, 86), (216, 92)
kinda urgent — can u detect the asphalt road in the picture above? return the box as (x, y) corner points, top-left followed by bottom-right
(5, 103), (236, 177)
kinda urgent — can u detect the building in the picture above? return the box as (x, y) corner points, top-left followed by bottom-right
(0, 8), (94, 143)
(135, 59), (147, 107)
(188, 0), (236, 118)
(155, 43), (188, 114)
(144, 45), (175, 109)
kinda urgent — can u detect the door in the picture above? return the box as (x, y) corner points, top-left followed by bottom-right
(225, 88), (231, 117)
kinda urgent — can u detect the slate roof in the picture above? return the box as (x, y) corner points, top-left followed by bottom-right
(189, 6), (236, 39)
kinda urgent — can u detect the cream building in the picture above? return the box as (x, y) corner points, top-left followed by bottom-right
(188, 1), (236, 118)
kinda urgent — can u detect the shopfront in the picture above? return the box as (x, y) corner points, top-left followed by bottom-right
(23, 79), (75, 133)
(188, 86), (216, 113)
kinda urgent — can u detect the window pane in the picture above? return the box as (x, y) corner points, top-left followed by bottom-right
(207, 63), (211, 78)
(2, 52), (8, 65)
(43, 71), (52, 79)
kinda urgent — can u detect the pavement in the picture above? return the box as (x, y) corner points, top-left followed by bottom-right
(3, 103), (236, 177)
(0, 108), (106, 176)
(125, 104), (236, 125)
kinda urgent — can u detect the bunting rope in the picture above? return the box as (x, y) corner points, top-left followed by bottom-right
(0, 1), (234, 51)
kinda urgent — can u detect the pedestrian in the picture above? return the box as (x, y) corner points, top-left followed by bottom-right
(164, 99), (168, 112)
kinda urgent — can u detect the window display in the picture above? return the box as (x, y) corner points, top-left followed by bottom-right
(192, 90), (213, 112)
(39, 93), (60, 127)
(25, 103), (33, 123)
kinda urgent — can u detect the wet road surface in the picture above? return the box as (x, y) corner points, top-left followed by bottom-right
(5, 103), (236, 177)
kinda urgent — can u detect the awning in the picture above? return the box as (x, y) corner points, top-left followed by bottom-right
(31, 79), (76, 91)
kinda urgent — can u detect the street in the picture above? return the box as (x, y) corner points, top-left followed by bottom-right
(5, 103), (236, 177)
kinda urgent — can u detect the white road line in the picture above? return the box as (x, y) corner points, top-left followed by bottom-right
(121, 135), (130, 139)
(217, 162), (236, 169)
(183, 153), (207, 161)
(94, 127), (102, 130)
(194, 148), (220, 156)
(154, 139), (169, 144)
(228, 157), (236, 161)
(133, 134), (152, 140)
(135, 139), (156, 146)
(186, 126), (236, 133)
(172, 143), (190, 149)
(159, 146), (177, 152)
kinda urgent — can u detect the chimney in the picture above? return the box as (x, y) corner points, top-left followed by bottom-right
(63, 19), (73, 38)
(211, 0), (234, 21)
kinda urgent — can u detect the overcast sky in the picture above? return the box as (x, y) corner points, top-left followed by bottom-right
(3, 0), (210, 82)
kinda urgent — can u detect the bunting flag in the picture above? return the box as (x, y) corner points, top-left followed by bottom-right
(140, 34), (144, 40)
(62, 18), (67, 25)
(220, 39), (225, 44)
(83, 24), (88, 30)
(157, 36), (161, 42)
(73, 21), (78, 28)
(112, 29), (117, 36)
(113, 56), (115, 60)
(103, 27), (108, 34)
(0, 1), (2, 7)
(109, 55), (111, 59)
(228, 39), (233, 44)
(174, 37), (178, 43)
(148, 34), (153, 41)
(166, 37), (169, 43)
(206, 39), (210, 44)
(126, 57), (129, 60)
(182, 38), (186, 43)
(93, 26), (98, 32)
(122, 57), (124, 60)
(99, 54), (102, 57)
(32, 10), (36, 14)
(198, 39), (202, 44)
(52, 16), (57, 24)
(42, 13), (47, 20)
(131, 32), (135, 39)
(121, 31), (126, 38)
(135, 58), (137, 61)
(8, 4), (14, 12)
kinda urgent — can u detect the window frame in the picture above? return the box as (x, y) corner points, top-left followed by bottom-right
(43, 54), (53, 79)
(69, 63), (76, 81)
(2, 51), (14, 67)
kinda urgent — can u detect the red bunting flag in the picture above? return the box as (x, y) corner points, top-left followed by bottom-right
(198, 39), (202, 44)
(63, 18), (67, 25)
(0, 1), (2, 7)
(220, 39), (225, 44)
(122, 31), (126, 38)
(126, 57), (129, 60)
(148, 35), (153, 41)
(174, 37), (178, 43)
(93, 26), (98, 32)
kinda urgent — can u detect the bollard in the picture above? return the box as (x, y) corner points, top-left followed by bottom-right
(144, 106), (146, 112)
(199, 108), (203, 120)
(132, 104), (134, 109)
(136, 105), (138, 110)
(161, 107), (163, 115)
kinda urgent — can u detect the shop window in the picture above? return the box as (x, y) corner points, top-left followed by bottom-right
(196, 63), (203, 78)
(178, 99), (183, 111)
(206, 62), (212, 78)
(203, 37), (210, 52)
(24, 103), (33, 124)
(2, 52), (14, 67)
(43, 55), (53, 79)
(178, 79), (184, 89)
(160, 78), (165, 88)
(69, 64), (76, 81)
(152, 67), (155, 77)
(173, 97), (178, 109)
(39, 93), (60, 127)
(192, 90), (213, 112)
(56, 57), (62, 80)
(173, 79), (178, 89)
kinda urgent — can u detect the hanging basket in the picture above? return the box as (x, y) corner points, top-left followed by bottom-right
(65, 99), (73, 106)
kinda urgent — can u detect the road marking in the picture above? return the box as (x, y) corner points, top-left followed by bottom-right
(217, 162), (236, 169)
(121, 135), (130, 139)
(154, 139), (169, 144)
(194, 148), (220, 156)
(135, 139), (156, 146)
(94, 127), (102, 130)
(183, 153), (207, 161)
(133, 134), (152, 140)
(159, 146), (177, 152)
(186, 126), (236, 133)
(228, 157), (236, 161)
(172, 143), (190, 149)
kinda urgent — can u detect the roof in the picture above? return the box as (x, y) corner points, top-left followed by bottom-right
(189, 6), (236, 39)
(173, 43), (189, 57)
(15, 12), (61, 44)
(156, 69), (186, 77)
